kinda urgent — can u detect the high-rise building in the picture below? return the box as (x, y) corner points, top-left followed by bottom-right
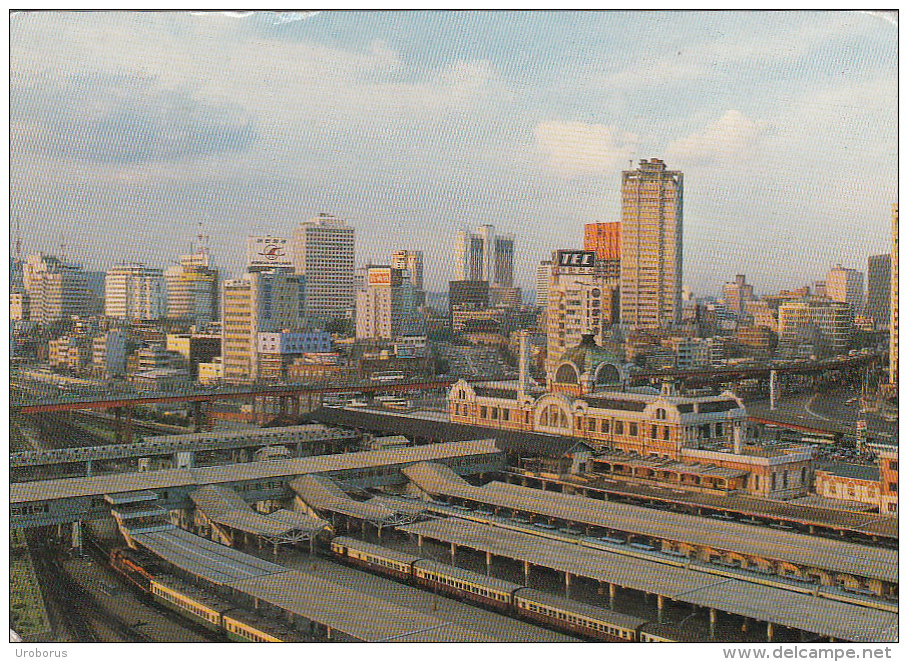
(391, 250), (425, 307)
(355, 266), (415, 340)
(23, 253), (88, 323)
(584, 222), (620, 279)
(545, 249), (618, 378)
(891, 204), (898, 385)
(778, 297), (852, 359)
(535, 261), (553, 309)
(454, 225), (515, 287)
(164, 251), (219, 325)
(105, 263), (165, 321)
(826, 264), (864, 315)
(866, 254), (891, 330)
(292, 214), (355, 324)
(220, 270), (303, 381)
(722, 275), (754, 319)
(619, 158), (683, 329)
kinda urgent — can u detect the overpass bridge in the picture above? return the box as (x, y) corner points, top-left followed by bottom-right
(629, 353), (881, 384)
(9, 439), (504, 530)
(12, 378), (461, 415)
(10, 424), (362, 479)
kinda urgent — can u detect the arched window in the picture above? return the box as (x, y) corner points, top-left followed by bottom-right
(555, 364), (579, 384)
(595, 364), (620, 385)
(540, 404), (568, 429)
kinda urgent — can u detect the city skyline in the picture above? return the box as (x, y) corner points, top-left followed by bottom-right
(10, 11), (896, 297)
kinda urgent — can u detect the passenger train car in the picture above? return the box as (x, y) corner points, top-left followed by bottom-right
(330, 536), (676, 642)
(108, 547), (304, 642)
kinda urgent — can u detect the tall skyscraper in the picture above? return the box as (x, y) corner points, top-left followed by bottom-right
(164, 250), (219, 325)
(454, 225), (515, 287)
(891, 203), (898, 385)
(105, 263), (165, 321)
(355, 266), (415, 340)
(584, 222), (620, 278)
(826, 264), (864, 315)
(866, 254), (891, 330)
(619, 158), (683, 329)
(22, 253), (88, 323)
(292, 214), (355, 324)
(391, 250), (425, 307)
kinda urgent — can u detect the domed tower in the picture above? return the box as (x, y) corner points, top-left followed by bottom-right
(549, 333), (626, 397)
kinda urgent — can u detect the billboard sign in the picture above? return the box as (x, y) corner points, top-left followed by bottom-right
(247, 236), (292, 269)
(555, 250), (596, 268)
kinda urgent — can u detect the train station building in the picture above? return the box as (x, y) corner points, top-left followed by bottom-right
(448, 334), (814, 498)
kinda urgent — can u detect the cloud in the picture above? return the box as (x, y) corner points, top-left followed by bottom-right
(11, 74), (256, 164)
(665, 110), (764, 166)
(533, 121), (637, 177)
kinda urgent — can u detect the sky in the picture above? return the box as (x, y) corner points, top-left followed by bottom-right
(9, 11), (898, 298)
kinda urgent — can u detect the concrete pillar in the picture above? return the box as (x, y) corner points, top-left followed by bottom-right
(770, 370), (777, 411)
(114, 407), (124, 444)
(742, 617), (750, 633)
(450, 542), (456, 565)
(609, 582), (616, 610)
(485, 551), (492, 576)
(85, 459), (93, 476)
(71, 521), (82, 553)
(767, 622), (773, 642)
(523, 560), (531, 585)
(710, 607), (717, 640)
(564, 572), (571, 598)
(657, 594), (664, 624)
(417, 534), (423, 549)
(124, 406), (133, 444)
(291, 396), (300, 417)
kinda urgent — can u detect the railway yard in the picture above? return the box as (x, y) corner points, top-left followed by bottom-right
(9, 404), (899, 645)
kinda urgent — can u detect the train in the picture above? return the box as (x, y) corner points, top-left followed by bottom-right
(330, 536), (683, 642)
(109, 547), (304, 642)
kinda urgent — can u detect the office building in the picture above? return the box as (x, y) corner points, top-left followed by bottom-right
(454, 225), (515, 287)
(165, 333), (222, 380)
(10, 291), (29, 321)
(164, 251), (219, 325)
(23, 253), (88, 323)
(293, 214), (355, 323)
(826, 264), (864, 315)
(722, 275), (754, 319)
(619, 158), (684, 329)
(105, 263), (165, 321)
(891, 204), (898, 385)
(584, 222), (620, 279)
(221, 270), (303, 381)
(391, 250), (425, 307)
(544, 249), (618, 379)
(777, 297), (852, 359)
(92, 329), (127, 377)
(355, 266), (415, 340)
(865, 254), (890, 330)
(535, 261), (553, 309)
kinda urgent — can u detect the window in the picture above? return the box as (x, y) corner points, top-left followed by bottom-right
(602, 420), (610, 433)
(615, 420), (624, 435)
(629, 422), (638, 436)
(663, 426), (670, 441)
(889, 482), (898, 493)
(890, 461), (898, 472)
